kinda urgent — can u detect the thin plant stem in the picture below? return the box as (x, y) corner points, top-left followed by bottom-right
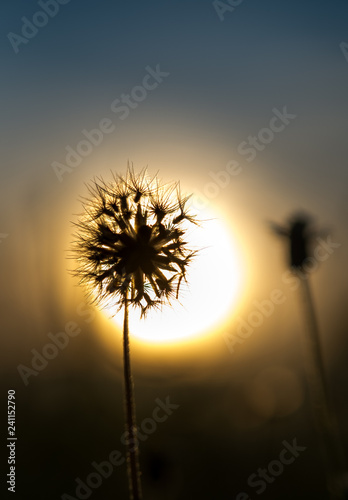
(123, 293), (142, 500)
(299, 276), (346, 500)
(72, 168), (198, 500)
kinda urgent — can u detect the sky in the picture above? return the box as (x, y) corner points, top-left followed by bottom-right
(1, 1), (348, 499)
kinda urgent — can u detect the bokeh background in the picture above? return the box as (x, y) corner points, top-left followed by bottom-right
(1, 0), (348, 498)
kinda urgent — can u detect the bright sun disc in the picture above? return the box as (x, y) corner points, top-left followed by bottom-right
(111, 208), (243, 343)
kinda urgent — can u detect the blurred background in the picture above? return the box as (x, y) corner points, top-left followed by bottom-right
(1, 0), (348, 498)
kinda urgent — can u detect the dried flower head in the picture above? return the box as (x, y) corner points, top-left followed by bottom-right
(72, 166), (197, 316)
(270, 212), (315, 269)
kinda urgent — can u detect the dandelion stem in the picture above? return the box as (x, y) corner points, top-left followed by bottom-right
(299, 277), (346, 500)
(123, 294), (142, 500)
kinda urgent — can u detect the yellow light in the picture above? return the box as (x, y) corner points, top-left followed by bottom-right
(111, 207), (244, 344)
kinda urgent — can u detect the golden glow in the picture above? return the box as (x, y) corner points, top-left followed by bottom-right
(244, 367), (304, 418)
(110, 207), (244, 343)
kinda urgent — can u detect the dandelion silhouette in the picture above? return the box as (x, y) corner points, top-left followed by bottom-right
(271, 212), (346, 500)
(71, 165), (197, 500)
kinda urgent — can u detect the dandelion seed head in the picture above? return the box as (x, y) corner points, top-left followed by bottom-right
(71, 165), (198, 316)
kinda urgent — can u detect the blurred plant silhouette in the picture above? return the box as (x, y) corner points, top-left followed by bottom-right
(271, 212), (346, 500)
(71, 165), (197, 500)
(270, 212), (313, 269)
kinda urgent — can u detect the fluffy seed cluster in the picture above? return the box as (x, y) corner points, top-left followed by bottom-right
(72, 167), (197, 316)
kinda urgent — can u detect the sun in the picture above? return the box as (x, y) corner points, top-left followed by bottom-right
(111, 207), (244, 343)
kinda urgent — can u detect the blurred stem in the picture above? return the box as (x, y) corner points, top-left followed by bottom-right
(123, 294), (142, 500)
(299, 276), (345, 500)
